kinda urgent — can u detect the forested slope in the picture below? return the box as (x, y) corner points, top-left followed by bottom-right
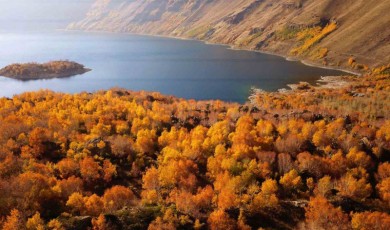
(0, 67), (389, 229)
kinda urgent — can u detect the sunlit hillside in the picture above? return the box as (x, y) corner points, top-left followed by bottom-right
(69, 0), (390, 72)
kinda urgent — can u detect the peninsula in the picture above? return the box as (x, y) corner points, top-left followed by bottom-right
(0, 61), (91, 80)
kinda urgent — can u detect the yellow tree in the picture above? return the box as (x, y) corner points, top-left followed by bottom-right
(346, 147), (371, 169)
(252, 179), (279, 210)
(2, 209), (25, 230)
(135, 129), (157, 154)
(80, 157), (101, 183)
(141, 167), (160, 205)
(304, 196), (350, 230)
(158, 159), (198, 191)
(102, 185), (136, 212)
(351, 211), (390, 230)
(377, 178), (390, 206)
(84, 194), (104, 216)
(92, 214), (111, 230)
(207, 209), (237, 230)
(102, 160), (117, 183)
(66, 192), (85, 215)
(26, 212), (45, 230)
(377, 162), (390, 206)
(315, 176), (333, 197)
(47, 219), (65, 230)
(148, 208), (177, 230)
(56, 158), (79, 179)
(279, 169), (303, 193)
(337, 168), (372, 201)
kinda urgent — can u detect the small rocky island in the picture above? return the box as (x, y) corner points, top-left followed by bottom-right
(0, 61), (91, 80)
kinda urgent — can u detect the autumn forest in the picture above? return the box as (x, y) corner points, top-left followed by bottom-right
(0, 64), (389, 230)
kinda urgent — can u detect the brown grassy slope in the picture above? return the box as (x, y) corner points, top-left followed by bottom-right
(68, 0), (390, 71)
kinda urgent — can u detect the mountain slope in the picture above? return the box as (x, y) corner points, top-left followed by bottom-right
(68, 0), (390, 71)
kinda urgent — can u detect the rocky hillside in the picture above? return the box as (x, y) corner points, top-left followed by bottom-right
(68, 0), (390, 72)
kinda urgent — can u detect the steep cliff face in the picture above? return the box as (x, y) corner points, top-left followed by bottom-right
(68, 0), (390, 71)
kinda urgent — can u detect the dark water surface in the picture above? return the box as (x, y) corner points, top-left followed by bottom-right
(0, 31), (345, 103)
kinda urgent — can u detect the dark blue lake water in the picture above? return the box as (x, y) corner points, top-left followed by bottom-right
(0, 31), (345, 103)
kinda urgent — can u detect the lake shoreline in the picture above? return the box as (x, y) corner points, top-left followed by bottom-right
(63, 29), (361, 77)
(0, 30), (352, 102)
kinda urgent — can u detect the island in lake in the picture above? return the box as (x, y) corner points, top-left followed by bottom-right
(0, 61), (91, 80)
